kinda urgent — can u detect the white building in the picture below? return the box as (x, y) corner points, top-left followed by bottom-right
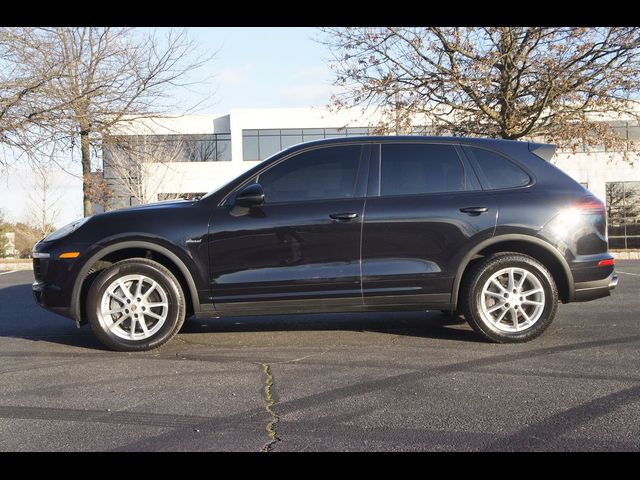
(102, 107), (640, 250)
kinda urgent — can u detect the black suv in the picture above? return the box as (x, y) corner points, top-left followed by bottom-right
(32, 136), (618, 351)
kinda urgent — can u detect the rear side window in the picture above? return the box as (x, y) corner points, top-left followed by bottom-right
(380, 143), (465, 196)
(257, 145), (361, 203)
(468, 147), (531, 189)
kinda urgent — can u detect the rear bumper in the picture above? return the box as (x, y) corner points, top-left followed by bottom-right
(571, 271), (618, 302)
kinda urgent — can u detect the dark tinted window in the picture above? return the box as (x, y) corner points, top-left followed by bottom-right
(257, 145), (361, 203)
(380, 143), (465, 196)
(469, 147), (530, 189)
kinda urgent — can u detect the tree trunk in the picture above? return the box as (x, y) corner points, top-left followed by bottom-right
(80, 128), (93, 217)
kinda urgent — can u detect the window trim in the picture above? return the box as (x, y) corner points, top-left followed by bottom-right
(462, 145), (535, 192)
(370, 141), (473, 199)
(221, 141), (371, 207)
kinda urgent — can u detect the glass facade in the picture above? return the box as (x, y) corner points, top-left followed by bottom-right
(555, 121), (640, 154)
(105, 134), (231, 166)
(606, 181), (640, 249)
(242, 128), (375, 161)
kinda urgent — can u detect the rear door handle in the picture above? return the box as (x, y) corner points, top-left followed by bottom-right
(329, 212), (359, 221)
(460, 206), (489, 216)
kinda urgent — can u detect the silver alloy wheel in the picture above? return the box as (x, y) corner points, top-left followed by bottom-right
(98, 274), (169, 341)
(479, 267), (545, 333)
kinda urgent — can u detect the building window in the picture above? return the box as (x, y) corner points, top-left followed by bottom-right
(556, 121), (640, 154)
(606, 182), (640, 249)
(105, 134), (232, 167)
(242, 128), (374, 161)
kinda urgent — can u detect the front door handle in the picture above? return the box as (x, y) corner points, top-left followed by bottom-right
(329, 212), (359, 221)
(460, 206), (489, 216)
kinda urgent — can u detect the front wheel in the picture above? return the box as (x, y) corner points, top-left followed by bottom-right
(460, 253), (558, 343)
(86, 258), (186, 351)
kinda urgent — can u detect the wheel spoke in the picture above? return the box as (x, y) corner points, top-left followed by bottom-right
(495, 307), (509, 323)
(106, 291), (127, 304)
(130, 316), (137, 339)
(139, 316), (150, 335)
(510, 308), (519, 330)
(117, 280), (133, 300)
(520, 308), (531, 324)
(144, 310), (164, 321)
(142, 281), (158, 301)
(522, 299), (544, 306)
(103, 307), (126, 316)
(487, 303), (504, 314)
(516, 271), (527, 290)
(522, 287), (543, 298)
(491, 278), (508, 294)
(484, 291), (504, 299)
(508, 268), (515, 292)
(146, 302), (168, 309)
(109, 313), (130, 332)
(134, 276), (144, 299)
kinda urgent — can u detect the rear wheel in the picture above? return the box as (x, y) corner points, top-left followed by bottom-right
(461, 253), (558, 343)
(86, 258), (186, 351)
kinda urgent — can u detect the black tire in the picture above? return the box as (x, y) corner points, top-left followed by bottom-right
(460, 252), (558, 343)
(86, 258), (186, 351)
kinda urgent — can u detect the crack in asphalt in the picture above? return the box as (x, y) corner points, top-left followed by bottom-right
(259, 363), (281, 452)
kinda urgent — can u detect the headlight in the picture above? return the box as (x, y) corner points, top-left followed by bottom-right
(44, 217), (90, 242)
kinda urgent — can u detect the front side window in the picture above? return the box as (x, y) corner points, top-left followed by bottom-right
(468, 147), (531, 189)
(257, 145), (362, 204)
(380, 143), (466, 196)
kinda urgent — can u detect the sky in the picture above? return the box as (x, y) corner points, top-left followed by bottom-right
(0, 27), (337, 228)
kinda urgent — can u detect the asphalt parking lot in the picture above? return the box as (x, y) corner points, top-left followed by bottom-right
(0, 263), (639, 452)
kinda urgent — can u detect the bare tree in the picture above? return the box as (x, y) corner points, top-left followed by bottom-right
(84, 168), (113, 213)
(1, 27), (214, 216)
(0, 209), (10, 256)
(320, 27), (640, 150)
(0, 28), (66, 163)
(12, 222), (42, 258)
(24, 163), (63, 237)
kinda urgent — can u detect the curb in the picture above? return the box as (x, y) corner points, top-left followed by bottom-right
(611, 251), (640, 260)
(0, 262), (33, 271)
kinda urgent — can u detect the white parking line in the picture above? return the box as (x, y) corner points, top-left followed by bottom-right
(0, 270), (19, 276)
(617, 271), (640, 277)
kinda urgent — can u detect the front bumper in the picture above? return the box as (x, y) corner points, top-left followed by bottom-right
(32, 280), (72, 319)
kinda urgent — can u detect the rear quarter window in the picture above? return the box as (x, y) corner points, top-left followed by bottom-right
(467, 147), (531, 190)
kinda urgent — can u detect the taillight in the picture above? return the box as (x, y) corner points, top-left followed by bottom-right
(598, 259), (615, 267)
(574, 196), (605, 215)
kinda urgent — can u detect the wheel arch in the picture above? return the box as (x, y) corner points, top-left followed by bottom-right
(452, 235), (573, 308)
(71, 240), (201, 325)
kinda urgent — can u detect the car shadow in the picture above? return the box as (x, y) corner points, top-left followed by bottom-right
(0, 280), (482, 351)
(180, 310), (481, 343)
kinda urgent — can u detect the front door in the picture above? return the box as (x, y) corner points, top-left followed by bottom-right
(208, 143), (369, 312)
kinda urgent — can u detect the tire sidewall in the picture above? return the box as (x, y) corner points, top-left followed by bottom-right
(468, 256), (557, 342)
(87, 261), (184, 351)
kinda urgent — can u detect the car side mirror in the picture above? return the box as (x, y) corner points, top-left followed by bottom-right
(235, 183), (265, 208)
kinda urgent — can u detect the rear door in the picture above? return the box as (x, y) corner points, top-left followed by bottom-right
(361, 141), (497, 307)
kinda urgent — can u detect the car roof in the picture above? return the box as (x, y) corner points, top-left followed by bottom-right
(294, 135), (531, 149)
